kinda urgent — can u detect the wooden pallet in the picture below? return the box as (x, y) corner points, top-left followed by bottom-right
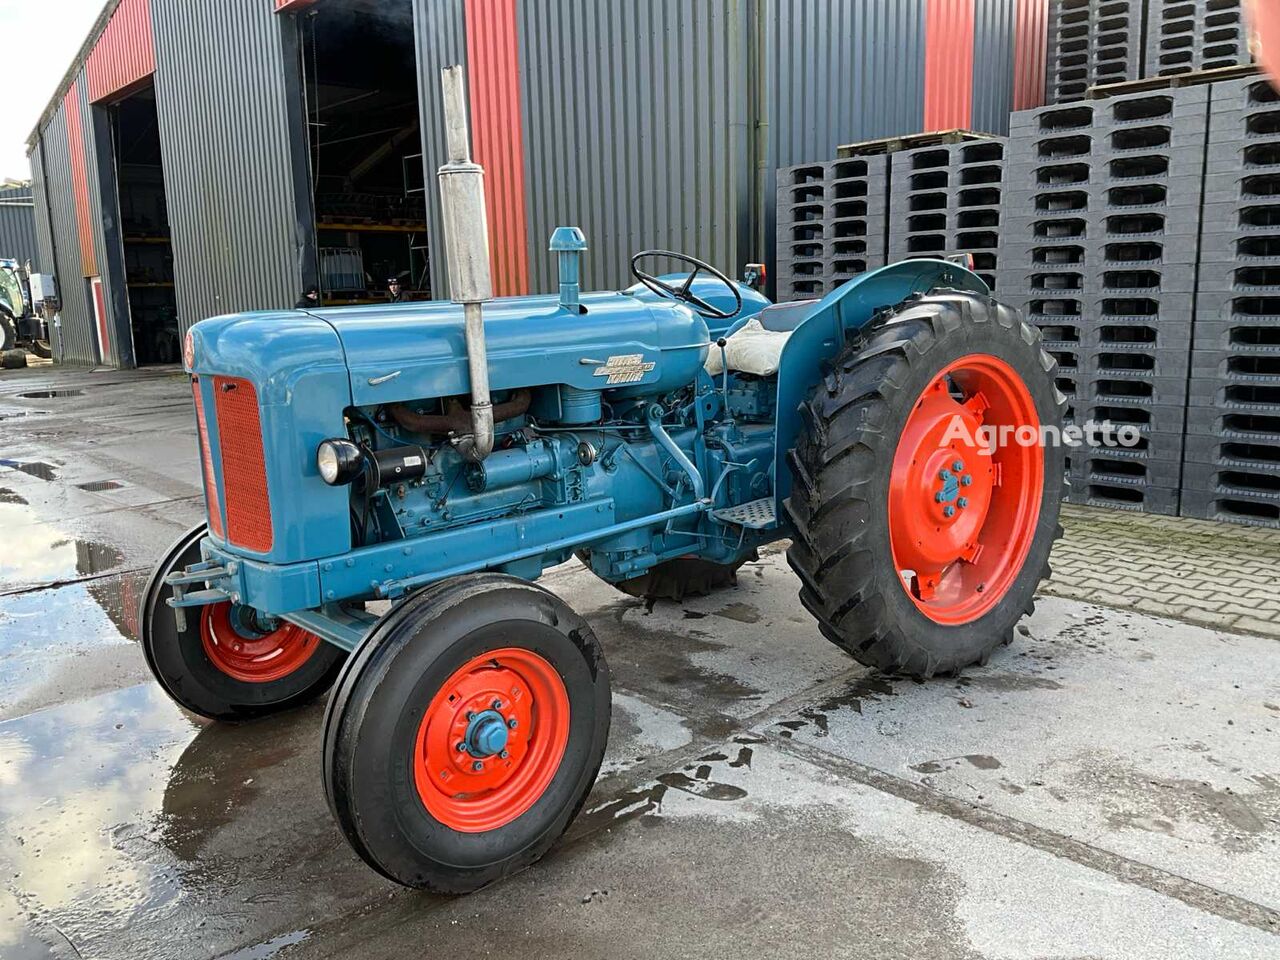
(1085, 63), (1260, 99)
(836, 129), (998, 158)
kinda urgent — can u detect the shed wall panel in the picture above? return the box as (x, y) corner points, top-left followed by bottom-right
(465, 0), (529, 296)
(29, 149), (56, 278)
(63, 80), (98, 277)
(0, 190), (39, 270)
(86, 0), (156, 104)
(924, 0), (976, 130)
(152, 0), (305, 332)
(413, 0), (468, 299)
(516, 0), (749, 293)
(1012, 0), (1048, 110)
(38, 107), (98, 365)
(973, 0), (1015, 133)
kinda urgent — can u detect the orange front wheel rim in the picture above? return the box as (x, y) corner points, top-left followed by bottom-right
(200, 602), (323, 683)
(888, 353), (1044, 625)
(413, 647), (570, 833)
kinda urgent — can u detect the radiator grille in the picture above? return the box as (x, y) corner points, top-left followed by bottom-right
(191, 379), (224, 539)
(212, 376), (273, 553)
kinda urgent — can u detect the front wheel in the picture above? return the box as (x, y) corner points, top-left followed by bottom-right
(29, 339), (52, 359)
(785, 289), (1065, 678)
(139, 524), (346, 719)
(322, 573), (610, 892)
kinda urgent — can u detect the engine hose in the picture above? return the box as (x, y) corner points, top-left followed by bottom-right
(388, 389), (531, 435)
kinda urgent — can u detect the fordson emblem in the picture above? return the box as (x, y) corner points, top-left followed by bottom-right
(593, 354), (655, 385)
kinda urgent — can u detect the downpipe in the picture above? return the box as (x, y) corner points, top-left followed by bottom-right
(438, 65), (494, 462)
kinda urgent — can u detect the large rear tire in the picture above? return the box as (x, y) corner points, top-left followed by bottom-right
(0, 311), (15, 352)
(785, 289), (1065, 678)
(323, 573), (610, 892)
(139, 524), (346, 720)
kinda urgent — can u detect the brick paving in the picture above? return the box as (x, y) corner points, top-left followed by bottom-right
(1044, 504), (1280, 639)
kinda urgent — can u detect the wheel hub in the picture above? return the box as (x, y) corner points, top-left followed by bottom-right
(463, 708), (511, 758)
(200, 601), (321, 683)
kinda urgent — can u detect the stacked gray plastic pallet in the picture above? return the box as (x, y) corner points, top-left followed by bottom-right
(885, 139), (1007, 291)
(1144, 0), (1251, 78)
(997, 87), (1209, 515)
(774, 156), (889, 302)
(1047, 0), (1147, 103)
(1182, 76), (1280, 527)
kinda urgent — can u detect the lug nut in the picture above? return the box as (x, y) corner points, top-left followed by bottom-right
(466, 712), (475, 721)
(957, 497), (969, 509)
(961, 475), (973, 486)
(952, 459), (964, 472)
(500, 750), (509, 759)
(934, 491), (946, 503)
(472, 760), (484, 772)
(456, 741), (467, 752)
(508, 718), (518, 729)
(938, 469), (952, 481)
(943, 505), (956, 518)
(492, 699), (503, 710)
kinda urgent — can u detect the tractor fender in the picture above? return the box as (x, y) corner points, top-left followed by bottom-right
(771, 259), (989, 515)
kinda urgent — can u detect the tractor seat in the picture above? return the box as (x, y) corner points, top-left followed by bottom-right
(704, 301), (815, 377)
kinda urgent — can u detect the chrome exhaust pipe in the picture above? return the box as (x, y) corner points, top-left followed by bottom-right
(437, 65), (494, 462)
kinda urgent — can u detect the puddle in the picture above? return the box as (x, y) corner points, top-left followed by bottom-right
(0, 501), (125, 590)
(16, 389), (83, 399)
(0, 459), (59, 481)
(0, 573), (147, 719)
(77, 479), (125, 492)
(0, 487), (26, 504)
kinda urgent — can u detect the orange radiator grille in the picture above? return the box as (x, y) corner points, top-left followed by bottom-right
(212, 376), (274, 553)
(191, 379), (224, 539)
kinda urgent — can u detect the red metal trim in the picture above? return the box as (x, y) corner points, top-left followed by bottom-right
(212, 376), (274, 553)
(1011, 0), (1049, 111)
(86, 0), (156, 105)
(274, 0), (317, 11)
(465, 0), (530, 297)
(63, 81), (97, 277)
(923, 0), (976, 131)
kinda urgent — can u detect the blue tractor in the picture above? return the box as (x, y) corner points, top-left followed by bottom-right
(140, 68), (1065, 891)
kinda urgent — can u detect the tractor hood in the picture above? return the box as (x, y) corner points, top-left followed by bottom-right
(184, 291), (713, 407)
(308, 291), (712, 406)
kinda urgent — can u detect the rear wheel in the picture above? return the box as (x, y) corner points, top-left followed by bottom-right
(0, 311), (15, 352)
(785, 289), (1065, 678)
(323, 573), (610, 892)
(140, 524), (346, 719)
(29, 339), (52, 360)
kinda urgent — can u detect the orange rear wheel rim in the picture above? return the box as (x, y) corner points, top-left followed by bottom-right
(413, 647), (570, 833)
(888, 353), (1044, 625)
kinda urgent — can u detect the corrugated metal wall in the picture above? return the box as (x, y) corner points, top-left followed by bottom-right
(82, 80), (134, 368)
(86, 0), (155, 104)
(925, 0), (976, 130)
(152, 0), (306, 332)
(974, 0), (1017, 131)
(28, 148), (54, 281)
(0, 188), (39, 269)
(413, 0), (468, 300)
(38, 100), (97, 365)
(1011, 0), (1049, 110)
(465, 0), (529, 297)
(516, 0), (750, 293)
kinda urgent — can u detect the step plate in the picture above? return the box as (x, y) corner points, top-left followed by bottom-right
(712, 497), (777, 530)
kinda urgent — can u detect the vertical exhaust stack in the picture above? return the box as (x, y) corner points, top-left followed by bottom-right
(437, 65), (494, 462)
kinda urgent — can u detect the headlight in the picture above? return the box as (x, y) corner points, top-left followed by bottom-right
(317, 438), (364, 485)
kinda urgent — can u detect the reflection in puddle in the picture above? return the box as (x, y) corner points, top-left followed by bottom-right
(77, 479), (125, 492)
(16, 390), (83, 399)
(0, 684), (200, 956)
(0, 459), (58, 481)
(0, 574), (146, 718)
(0, 501), (125, 590)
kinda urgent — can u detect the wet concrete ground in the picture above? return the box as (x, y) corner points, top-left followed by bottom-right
(1, 365), (1277, 959)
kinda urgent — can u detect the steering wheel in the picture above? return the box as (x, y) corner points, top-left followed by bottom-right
(630, 250), (742, 321)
